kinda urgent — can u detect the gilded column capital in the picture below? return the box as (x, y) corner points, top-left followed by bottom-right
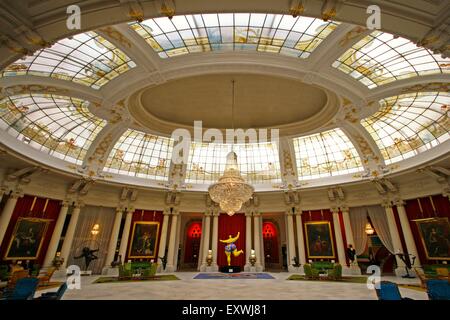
(125, 206), (134, 214)
(393, 199), (406, 207)
(330, 206), (340, 215)
(381, 200), (393, 209)
(61, 200), (70, 208)
(244, 210), (253, 217)
(294, 207), (303, 215)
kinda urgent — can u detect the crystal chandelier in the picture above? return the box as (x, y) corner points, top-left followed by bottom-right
(208, 80), (254, 216)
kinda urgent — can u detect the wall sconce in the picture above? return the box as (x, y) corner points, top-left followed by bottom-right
(91, 224), (100, 236)
(365, 222), (374, 235)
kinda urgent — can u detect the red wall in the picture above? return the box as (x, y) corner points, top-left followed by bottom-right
(217, 213), (246, 268)
(301, 209), (338, 261)
(0, 195), (61, 265)
(125, 209), (164, 262)
(396, 194), (450, 265)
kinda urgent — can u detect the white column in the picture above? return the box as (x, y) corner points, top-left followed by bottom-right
(253, 211), (263, 271)
(211, 209), (219, 271)
(0, 193), (20, 247)
(294, 210), (306, 266)
(118, 208), (134, 262)
(341, 207), (355, 250)
(157, 209), (170, 271)
(395, 200), (421, 267)
(382, 202), (406, 273)
(244, 210), (253, 271)
(286, 209), (296, 271)
(200, 212), (211, 271)
(43, 201), (70, 267)
(104, 207), (123, 267)
(259, 215), (265, 269)
(166, 209), (180, 272)
(197, 214), (206, 270)
(331, 209), (347, 266)
(60, 203), (82, 267)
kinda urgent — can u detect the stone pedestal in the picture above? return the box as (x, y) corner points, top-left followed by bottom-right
(101, 266), (119, 276)
(248, 266), (257, 273)
(205, 266), (215, 273)
(341, 266), (361, 276)
(288, 266), (303, 274)
(53, 269), (68, 279)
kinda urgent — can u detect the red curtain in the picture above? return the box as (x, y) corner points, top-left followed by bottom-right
(0, 195), (61, 265)
(125, 209), (164, 262)
(217, 213), (246, 267)
(400, 195), (450, 265)
(263, 221), (279, 263)
(301, 209), (337, 261)
(184, 221), (202, 263)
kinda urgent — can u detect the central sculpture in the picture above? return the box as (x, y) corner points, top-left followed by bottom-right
(219, 232), (244, 266)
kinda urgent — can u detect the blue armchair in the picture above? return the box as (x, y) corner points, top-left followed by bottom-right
(375, 281), (413, 300)
(1, 277), (39, 300)
(426, 279), (450, 300)
(35, 282), (67, 300)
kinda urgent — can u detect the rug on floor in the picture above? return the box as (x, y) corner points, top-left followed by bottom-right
(287, 274), (368, 283)
(194, 273), (275, 279)
(93, 275), (180, 283)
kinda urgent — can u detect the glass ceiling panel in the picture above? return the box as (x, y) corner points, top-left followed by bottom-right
(333, 31), (450, 89)
(104, 129), (174, 180)
(1, 32), (136, 89)
(130, 13), (339, 59)
(362, 92), (450, 164)
(0, 93), (106, 164)
(292, 128), (363, 179)
(186, 141), (281, 184)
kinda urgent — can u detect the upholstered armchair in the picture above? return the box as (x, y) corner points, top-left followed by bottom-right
(304, 264), (319, 280)
(327, 264), (342, 280)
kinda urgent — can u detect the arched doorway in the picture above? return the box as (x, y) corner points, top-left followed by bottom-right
(263, 221), (281, 271)
(180, 220), (202, 270)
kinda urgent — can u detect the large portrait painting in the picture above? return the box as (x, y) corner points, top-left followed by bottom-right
(4, 217), (51, 260)
(415, 217), (450, 260)
(305, 221), (335, 259)
(128, 221), (160, 259)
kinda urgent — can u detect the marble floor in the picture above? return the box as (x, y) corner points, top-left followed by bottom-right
(40, 272), (428, 300)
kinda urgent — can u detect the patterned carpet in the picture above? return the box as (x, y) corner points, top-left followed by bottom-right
(194, 273), (275, 279)
(287, 274), (368, 283)
(93, 275), (180, 283)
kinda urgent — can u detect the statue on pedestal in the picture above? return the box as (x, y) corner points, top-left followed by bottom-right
(347, 244), (358, 266)
(74, 247), (99, 271)
(219, 232), (244, 266)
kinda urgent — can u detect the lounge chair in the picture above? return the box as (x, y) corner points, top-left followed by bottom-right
(375, 281), (413, 300)
(7, 270), (29, 289)
(1, 277), (39, 300)
(37, 267), (56, 286)
(426, 279), (450, 300)
(35, 282), (67, 300)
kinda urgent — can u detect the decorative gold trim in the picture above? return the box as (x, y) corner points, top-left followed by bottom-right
(4, 217), (51, 260)
(127, 221), (160, 259)
(304, 220), (336, 259)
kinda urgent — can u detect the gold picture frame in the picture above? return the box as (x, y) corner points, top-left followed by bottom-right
(304, 221), (335, 259)
(4, 217), (51, 260)
(414, 217), (450, 260)
(128, 221), (160, 259)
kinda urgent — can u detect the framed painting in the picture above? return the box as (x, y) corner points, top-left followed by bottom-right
(304, 221), (335, 259)
(4, 217), (51, 260)
(128, 221), (160, 259)
(414, 217), (450, 260)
